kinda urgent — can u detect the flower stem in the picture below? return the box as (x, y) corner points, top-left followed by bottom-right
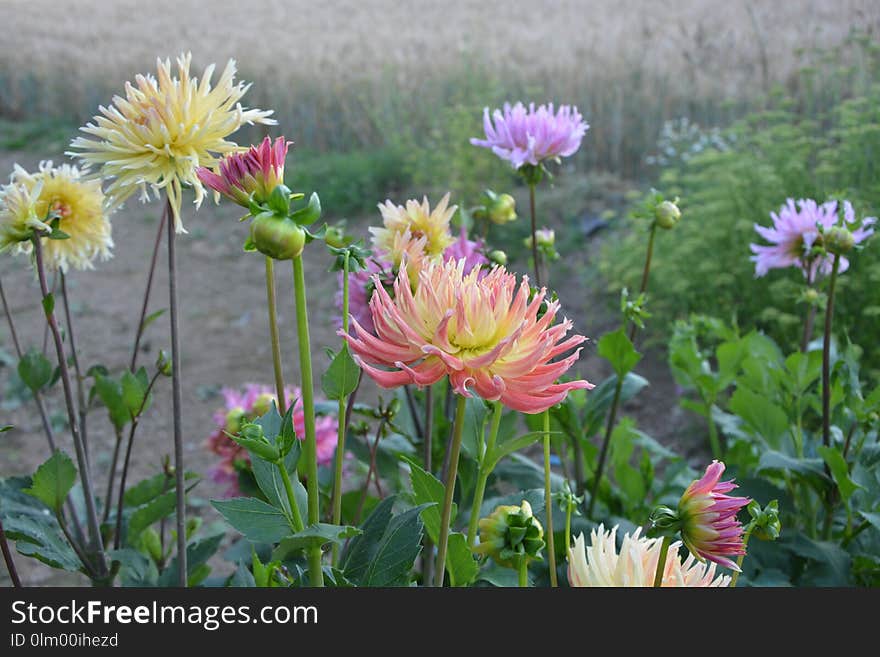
(32, 237), (106, 576)
(165, 199), (187, 587)
(435, 395), (467, 586)
(542, 410), (557, 587)
(528, 182), (541, 288)
(264, 257), (287, 411)
(422, 384), (435, 582)
(627, 222), (657, 343)
(130, 204), (167, 371)
(821, 253), (840, 527)
(564, 497), (572, 556)
(0, 517), (22, 587)
(518, 556), (529, 588)
(707, 411), (722, 460)
(278, 462), (305, 532)
(60, 270), (89, 465)
(331, 251), (351, 567)
(652, 535), (672, 587)
(467, 401), (502, 548)
(291, 254), (323, 587)
(1, 275), (57, 452)
(729, 527), (752, 588)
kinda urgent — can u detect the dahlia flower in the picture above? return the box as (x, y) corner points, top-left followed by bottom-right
(371, 193), (456, 262)
(443, 227), (488, 275)
(197, 136), (290, 208)
(678, 461), (750, 570)
(567, 524), (731, 587)
(68, 53), (275, 233)
(471, 102), (588, 170)
(0, 178), (49, 252)
(336, 258), (386, 335)
(750, 198), (875, 279)
(206, 384), (338, 497)
(11, 162), (113, 271)
(340, 259), (592, 414)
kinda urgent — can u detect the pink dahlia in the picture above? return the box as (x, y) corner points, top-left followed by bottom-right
(678, 461), (750, 570)
(340, 259), (593, 414)
(197, 136), (290, 208)
(443, 227), (488, 276)
(471, 102), (588, 170)
(205, 383), (338, 497)
(750, 198), (875, 280)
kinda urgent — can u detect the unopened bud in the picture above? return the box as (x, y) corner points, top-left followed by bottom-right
(654, 200), (681, 229)
(474, 500), (544, 568)
(488, 193), (517, 225)
(825, 225), (855, 255)
(250, 213), (306, 260)
(156, 350), (172, 377)
(488, 250), (508, 266)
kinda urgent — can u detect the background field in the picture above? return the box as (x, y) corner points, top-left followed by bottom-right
(0, 0), (877, 584)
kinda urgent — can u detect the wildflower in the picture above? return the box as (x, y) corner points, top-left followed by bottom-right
(0, 178), (50, 252)
(197, 136), (290, 208)
(567, 524), (731, 587)
(471, 102), (588, 170)
(678, 461), (750, 570)
(69, 53), (275, 233)
(371, 194), (456, 261)
(11, 162), (112, 271)
(206, 384), (338, 497)
(750, 199), (875, 279)
(341, 259), (593, 414)
(474, 500), (544, 568)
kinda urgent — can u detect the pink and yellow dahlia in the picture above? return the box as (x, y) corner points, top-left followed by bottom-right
(341, 259), (592, 414)
(206, 384), (338, 497)
(567, 524), (731, 587)
(371, 193), (456, 262)
(678, 460), (750, 570)
(197, 136), (290, 208)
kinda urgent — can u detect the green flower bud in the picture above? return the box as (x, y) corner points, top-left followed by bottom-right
(654, 200), (681, 229)
(748, 500), (781, 542)
(488, 250), (508, 266)
(156, 350), (172, 377)
(803, 288), (820, 304)
(488, 193), (517, 225)
(649, 504), (681, 536)
(474, 500), (544, 568)
(250, 213), (306, 260)
(252, 392), (276, 418)
(141, 527), (163, 563)
(825, 225), (855, 255)
(324, 225), (347, 249)
(224, 407), (246, 435)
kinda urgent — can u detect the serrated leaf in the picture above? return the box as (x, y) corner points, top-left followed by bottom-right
(729, 386), (789, 448)
(212, 497), (295, 544)
(18, 349), (54, 392)
(123, 471), (197, 507)
(445, 532), (479, 587)
(404, 458), (452, 544)
(229, 560), (257, 587)
(126, 491), (178, 545)
(23, 450), (77, 511)
(250, 444), (305, 519)
(597, 328), (641, 378)
(158, 533), (224, 587)
(109, 548), (159, 587)
(94, 373), (130, 431)
(358, 503), (428, 587)
(321, 345), (360, 400)
(272, 523), (362, 560)
(121, 369), (150, 416)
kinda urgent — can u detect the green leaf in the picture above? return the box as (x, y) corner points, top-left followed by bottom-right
(121, 368), (151, 416)
(0, 425), (12, 433)
(229, 560), (257, 587)
(250, 445), (305, 519)
(321, 345), (360, 400)
(94, 373), (130, 431)
(127, 491), (177, 545)
(212, 497), (295, 544)
(341, 496), (395, 575)
(729, 386), (789, 448)
(445, 532), (479, 587)
(290, 192), (322, 226)
(817, 446), (861, 501)
(404, 458), (451, 544)
(757, 451), (828, 488)
(159, 533), (224, 586)
(461, 396), (489, 459)
(141, 309), (166, 332)
(23, 450), (77, 512)
(488, 431), (551, 470)
(597, 328), (641, 378)
(857, 510), (880, 532)
(109, 549), (159, 587)
(272, 524), (361, 560)
(17, 349), (54, 392)
(123, 471), (197, 507)
(582, 373), (648, 436)
(42, 293), (54, 316)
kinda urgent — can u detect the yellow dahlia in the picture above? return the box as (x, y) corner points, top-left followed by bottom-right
(12, 162), (112, 271)
(68, 53), (275, 233)
(371, 193), (456, 262)
(567, 525), (731, 587)
(0, 178), (49, 252)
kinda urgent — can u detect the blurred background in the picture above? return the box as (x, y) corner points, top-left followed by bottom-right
(1, 0), (879, 582)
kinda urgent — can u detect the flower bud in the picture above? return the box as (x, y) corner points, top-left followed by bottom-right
(474, 500), (544, 568)
(488, 193), (517, 225)
(654, 200), (681, 229)
(488, 250), (508, 266)
(649, 504), (680, 536)
(748, 500), (781, 542)
(524, 228), (555, 249)
(803, 288), (820, 304)
(324, 225), (347, 249)
(824, 225), (855, 255)
(224, 407), (246, 435)
(252, 393), (276, 418)
(156, 350), (172, 377)
(250, 213), (306, 260)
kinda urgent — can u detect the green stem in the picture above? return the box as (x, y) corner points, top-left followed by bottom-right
(528, 182), (541, 288)
(821, 254), (840, 532)
(627, 222), (657, 343)
(564, 498), (572, 556)
(707, 404), (722, 459)
(434, 395), (467, 586)
(0, 517), (22, 587)
(264, 257), (287, 411)
(543, 410), (557, 587)
(729, 527), (752, 588)
(422, 385), (435, 584)
(60, 270), (89, 466)
(278, 462), (305, 532)
(518, 557), (529, 588)
(467, 402), (502, 548)
(588, 374), (623, 518)
(652, 535), (672, 587)
(331, 251), (350, 567)
(291, 254), (323, 587)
